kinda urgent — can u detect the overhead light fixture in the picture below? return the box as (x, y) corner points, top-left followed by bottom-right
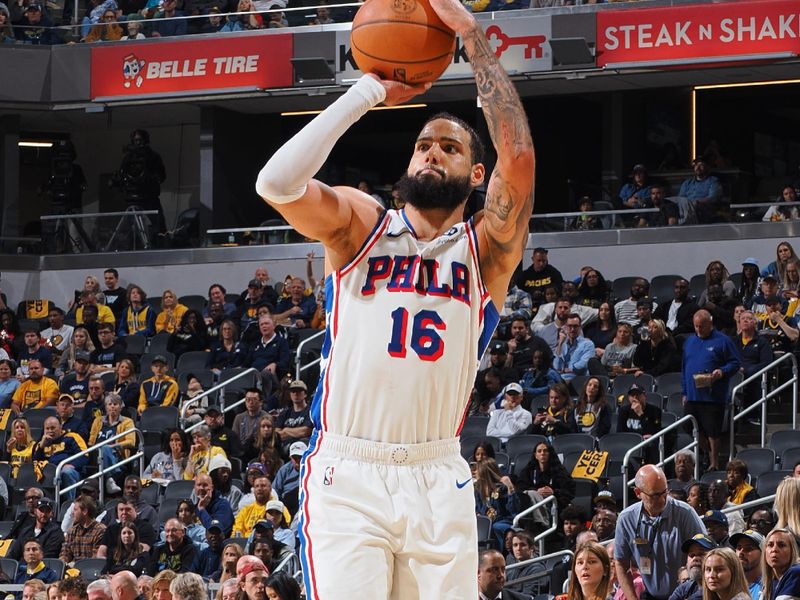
(281, 103), (427, 116)
(18, 141), (54, 148)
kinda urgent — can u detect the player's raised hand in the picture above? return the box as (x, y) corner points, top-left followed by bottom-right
(365, 73), (431, 106)
(429, 0), (477, 36)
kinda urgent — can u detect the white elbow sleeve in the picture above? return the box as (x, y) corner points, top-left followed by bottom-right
(256, 75), (387, 203)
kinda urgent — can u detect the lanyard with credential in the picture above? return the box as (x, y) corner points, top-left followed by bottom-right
(635, 505), (663, 556)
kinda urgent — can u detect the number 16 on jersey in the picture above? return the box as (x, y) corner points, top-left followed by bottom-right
(388, 308), (445, 361)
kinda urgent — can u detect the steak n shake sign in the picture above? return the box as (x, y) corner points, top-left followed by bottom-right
(90, 34), (292, 100)
(597, 0), (800, 67)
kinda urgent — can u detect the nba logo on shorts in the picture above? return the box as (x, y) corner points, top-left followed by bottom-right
(323, 466), (335, 486)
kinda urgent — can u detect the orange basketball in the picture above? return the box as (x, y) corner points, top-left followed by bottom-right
(350, 0), (456, 84)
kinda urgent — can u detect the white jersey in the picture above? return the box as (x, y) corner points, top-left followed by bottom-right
(312, 208), (499, 444)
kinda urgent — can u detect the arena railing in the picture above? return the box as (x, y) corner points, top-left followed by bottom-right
(728, 352), (798, 461)
(40, 209), (159, 253)
(621, 414), (700, 509)
(206, 225), (296, 247)
(505, 548), (573, 588)
(295, 330), (325, 381)
(53, 426), (146, 514)
(721, 493), (776, 517)
(511, 493), (557, 558)
(181, 367), (261, 432)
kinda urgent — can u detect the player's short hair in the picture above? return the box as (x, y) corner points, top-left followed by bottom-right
(422, 111), (485, 166)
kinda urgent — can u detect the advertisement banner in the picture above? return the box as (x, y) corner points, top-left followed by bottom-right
(597, 0), (800, 67)
(334, 14), (552, 83)
(90, 34), (293, 100)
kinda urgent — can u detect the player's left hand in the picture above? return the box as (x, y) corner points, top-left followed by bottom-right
(429, 0), (477, 36)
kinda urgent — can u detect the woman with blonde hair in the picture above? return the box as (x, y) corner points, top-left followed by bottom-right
(215, 577), (239, 600)
(150, 569), (177, 600)
(155, 290), (188, 334)
(5, 417), (34, 478)
(764, 241), (799, 282)
(106, 358), (140, 411)
(775, 476), (800, 534)
(631, 318), (680, 376)
(761, 527), (800, 600)
(566, 541), (613, 600)
(211, 542), (244, 583)
(702, 547), (750, 600)
(56, 325), (95, 377)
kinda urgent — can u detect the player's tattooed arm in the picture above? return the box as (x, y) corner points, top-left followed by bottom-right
(462, 23), (534, 252)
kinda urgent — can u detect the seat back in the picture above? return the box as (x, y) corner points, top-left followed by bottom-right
(735, 448), (776, 478)
(656, 372), (684, 397)
(140, 406), (179, 431)
(650, 275), (685, 303)
(756, 470), (792, 497)
(770, 431), (800, 457)
(505, 435), (548, 464)
(599, 432), (643, 461)
(552, 433), (595, 456)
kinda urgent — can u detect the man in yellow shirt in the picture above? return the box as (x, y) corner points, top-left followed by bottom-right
(12, 359), (59, 412)
(232, 474), (273, 538)
(75, 291), (115, 326)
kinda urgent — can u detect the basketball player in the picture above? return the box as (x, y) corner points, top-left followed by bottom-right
(255, 0), (534, 596)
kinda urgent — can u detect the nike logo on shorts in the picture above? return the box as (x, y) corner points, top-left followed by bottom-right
(456, 478), (471, 489)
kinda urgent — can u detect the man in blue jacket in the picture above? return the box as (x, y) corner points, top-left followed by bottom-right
(681, 310), (741, 472)
(191, 473), (234, 538)
(33, 416), (88, 501)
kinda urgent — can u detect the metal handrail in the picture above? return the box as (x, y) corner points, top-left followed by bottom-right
(207, 226), (295, 235)
(41, 210), (158, 221)
(53, 426), (145, 513)
(622, 414), (700, 508)
(186, 395), (249, 435)
(505, 549), (574, 575)
(734, 201), (800, 209)
(729, 352), (798, 461)
(180, 367), (260, 423)
(295, 330), (325, 380)
(721, 493), (775, 515)
(274, 553), (300, 575)
(512, 493), (557, 557)
(530, 208), (659, 219)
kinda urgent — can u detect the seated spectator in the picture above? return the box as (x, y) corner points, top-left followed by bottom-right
(260, 499), (293, 552)
(203, 405), (241, 458)
(758, 295), (799, 353)
(17, 329), (53, 377)
(147, 519), (197, 576)
(478, 341), (520, 387)
(236, 279), (273, 333)
(761, 528), (800, 600)
(150, 0), (187, 36)
(15, 539), (58, 585)
(5, 417), (35, 477)
(725, 459), (758, 505)
(534, 297), (598, 354)
(245, 314), (290, 401)
(56, 392), (89, 441)
(97, 499), (158, 559)
(668, 450), (698, 492)
(747, 508), (776, 537)
(574, 376), (611, 438)
(272, 441), (304, 508)
(60, 351), (92, 405)
(155, 290), (188, 334)
(553, 313), (595, 381)
(102, 520), (150, 577)
(520, 348), (562, 399)
(210, 542), (242, 584)
(60, 496), (106, 566)
(654, 279), (698, 338)
(566, 541), (613, 600)
(486, 382), (531, 443)
(0, 308), (23, 358)
(275, 380), (312, 450)
(204, 284), (236, 320)
(698, 261), (737, 307)
(497, 280), (533, 338)
(15, 4), (59, 44)
(530, 382), (576, 438)
(687, 482), (709, 517)
(8, 496), (64, 561)
(633, 299), (654, 344)
(763, 186), (800, 222)
(183, 423), (227, 480)
(160, 500), (206, 547)
(702, 284), (737, 335)
(137, 355), (179, 415)
(678, 157), (723, 223)
(669, 533), (717, 600)
(90, 322), (126, 373)
(178, 373), (208, 427)
(703, 510), (730, 547)
(242, 414), (283, 466)
(191, 520), (224, 579)
(474, 458), (520, 547)
(0, 358), (20, 408)
(504, 530), (546, 596)
(516, 440), (575, 517)
(591, 508), (616, 542)
(614, 279), (651, 326)
(41, 306), (73, 362)
(571, 196), (603, 230)
(601, 323), (636, 377)
(209, 455), (242, 514)
(630, 319), (681, 377)
(619, 163), (652, 209)
(701, 547), (752, 600)
(751, 274), (784, 322)
(763, 241), (798, 280)
(232, 388), (268, 446)
(576, 268), (609, 309)
(33, 417), (87, 500)
(167, 310), (209, 359)
(233, 474), (273, 537)
(220, 0), (262, 31)
(105, 358), (139, 412)
(142, 430), (187, 485)
(707, 480), (745, 535)
(120, 18), (146, 39)
(75, 290), (115, 328)
(84, 9), (124, 41)
(637, 184), (679, 228)
(583, 302), (616, 358)
(0, 6), (14, 44)
(783, 259), (800, 311)
(207, 319), (246, 373)
(274, 277), (316, 329)
(89, 393), (135, 494)
(616, 384), (662, 463)
(561, 504), (589, 552)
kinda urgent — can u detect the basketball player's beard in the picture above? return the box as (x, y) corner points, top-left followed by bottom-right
(395, 170), (472, 211)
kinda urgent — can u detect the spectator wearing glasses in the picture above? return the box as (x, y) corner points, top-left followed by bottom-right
(553, 313), (595, 382)
(151, 0), (187, 36)
(614, 465), (706, 600)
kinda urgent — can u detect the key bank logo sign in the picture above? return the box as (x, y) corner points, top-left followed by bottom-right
(121, 52), (260, 89)
(335, 14), (552, 83)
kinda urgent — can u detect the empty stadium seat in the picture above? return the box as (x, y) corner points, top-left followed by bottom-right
(0, 558), (17, 581)
(700, 470), (727, 485)
(148, 332), (171, 356)
(599, 433), (643, 463)
(656, 372), (683, 397)
(178, 295), (206, 311)
(552, 433), (595, 456)
(735, 448), (776, 478)
(770, 431), (800, 457)
(75, 558), (106, 580)
(22, 407), (57, 430)
(460, 416), (489, 439)
(176, 351), (211, 372)
(756, 470), (792, 497)
(650, 275), (684, 302)
(140, 406), (179, 431)
(780, 447), (800, 470)
(44, 558), (65, 580)
(123, 334), (147, 357)
(164, 479), (195, 501)
(476, 515), (492, 549)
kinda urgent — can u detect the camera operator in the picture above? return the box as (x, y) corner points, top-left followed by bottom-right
(112, 129), (167, 233)
(42, 139), (89, 253)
